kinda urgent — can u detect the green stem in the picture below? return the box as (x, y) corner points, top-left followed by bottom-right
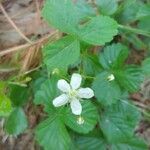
(8, 81), (27, 87)
(118, 24), (150, 37)
(82, 74), (95, 79)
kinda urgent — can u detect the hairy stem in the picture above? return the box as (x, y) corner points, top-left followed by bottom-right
(118, 24), (150, 37)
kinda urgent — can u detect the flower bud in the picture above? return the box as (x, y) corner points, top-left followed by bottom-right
(77, 116), (84, 125)
(52, 68), (59, 75)
(107, 74), (115, 81)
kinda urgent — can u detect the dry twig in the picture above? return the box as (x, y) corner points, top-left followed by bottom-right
(0, 3), (32, 43)
(0, 31), (59, 57)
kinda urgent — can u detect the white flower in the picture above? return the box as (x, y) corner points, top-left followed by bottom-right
(107, 74), (115, 81)
(52, 73), (94, 115)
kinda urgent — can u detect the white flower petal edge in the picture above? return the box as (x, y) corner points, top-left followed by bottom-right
(70, 73), (82, 90)
(57, 79), (70, 92)
(53, 94), (69, 107)
(77, 88), (94, 99)
(70, 98), (82, 115)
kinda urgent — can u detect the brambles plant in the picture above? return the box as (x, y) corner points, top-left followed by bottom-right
(0, 0), (150, 149)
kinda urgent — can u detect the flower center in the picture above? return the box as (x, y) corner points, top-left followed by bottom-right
(69, 90), (77, 97)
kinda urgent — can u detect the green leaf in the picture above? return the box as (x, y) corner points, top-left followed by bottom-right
(9, 85), (29, 106)
(78, 16), (118, 45)
(82, 54), (102, 76)
(99, 43), (129, 69)
(35, 116), (71, 150)
(117, 0), (140, 23)
(64, 101), (98, 134)
(42, 0), (78, 34)
(96, 0), (118, 15)
(75, 0), (96, 21)
(136, 4), (150, 20)
(92, 71), (121, 106)
(142, 57), (150, 75)
(34, 77), (59, 113)
(115, 66), (144, 92)
(32, 77), (47, 93)
(5, 107), (27, 135)
(100, 100), (141, 143)
(43, 36), (80, 72)
(138, 16), (150, 32)
(76, 136), (147, 150)
(111, 137), (148, 150)
(0, 94), (12, 117)
(76, 136), (107, 150)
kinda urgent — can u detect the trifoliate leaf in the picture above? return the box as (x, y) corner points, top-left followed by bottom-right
(0, 94), (12, 117)
(92, 71), (121, 106)
(9, 85), (29, 107)
(43, 36), (80, 72)
(142, 57), (150, 75)
(64, 101), (98, 134)
(42, 0), (78, 34)
(115, 65), (144, 92)
(99, 43), (129, 69)
(78, 16), (118, 45)
(99, 100), (141, 143)
(96, 0), (118, 15)
(5, 107), (27, 135)
(35, 116), (71, 150)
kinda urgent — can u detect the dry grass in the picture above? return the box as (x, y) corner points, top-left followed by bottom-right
(0, 0), (62, 78)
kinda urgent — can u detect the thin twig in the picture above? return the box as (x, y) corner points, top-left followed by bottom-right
(0, 31), (59, 57)
(0, 43), (32, 56)
(0, 67), (18, 72)
(0, 3), (32, 43)
(133, 101), (149, 110)
(16, 65), (42, 79)
(22, 65), (41, 76)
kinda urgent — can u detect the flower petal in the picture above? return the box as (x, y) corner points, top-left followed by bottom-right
(70, 73), (82, 90)
(57, 79), (70, 92)
(77, 88), (94, 99)
(70, 98), (82, 115)
(53, 94), (69, 107)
